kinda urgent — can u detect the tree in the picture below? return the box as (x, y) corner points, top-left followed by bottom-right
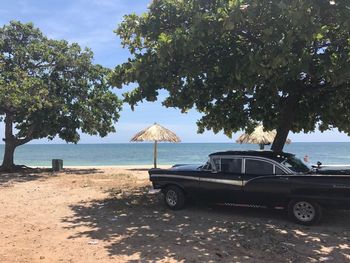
(0, 21), (122, 171)
(111, 0), (350, 152)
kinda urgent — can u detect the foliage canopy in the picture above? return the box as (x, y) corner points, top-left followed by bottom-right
(0, 21), (122, 170)
(111, 0), (350, 150)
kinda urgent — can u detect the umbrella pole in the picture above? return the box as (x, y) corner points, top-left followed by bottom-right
(154, 140), (158, 168)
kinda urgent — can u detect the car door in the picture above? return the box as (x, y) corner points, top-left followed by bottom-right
(198, 156), (244, 203)
(242, 158), (291, 206)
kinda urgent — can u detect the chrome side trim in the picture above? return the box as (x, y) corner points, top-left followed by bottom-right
(244, 175), (280, 186)
(150, 174), (200, 181)
(200, 177), (243, 186)
(243, 173), (350, 187)
(150, 174), (243, 186)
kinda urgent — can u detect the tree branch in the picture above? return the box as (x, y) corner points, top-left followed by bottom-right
(15, 124), (37, 146)
(16, 136), (33, 146)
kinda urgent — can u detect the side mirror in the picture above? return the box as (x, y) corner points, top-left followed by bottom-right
(317, 161), (322, 168)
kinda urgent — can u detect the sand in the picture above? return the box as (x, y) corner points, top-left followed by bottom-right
(0, 166), (349, 263)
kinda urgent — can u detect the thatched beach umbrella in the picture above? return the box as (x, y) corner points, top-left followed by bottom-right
(130, 123), (181, 168)
(236, 125), (291, 150)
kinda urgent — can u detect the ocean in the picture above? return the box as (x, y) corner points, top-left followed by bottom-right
(0, 142), (350, 167)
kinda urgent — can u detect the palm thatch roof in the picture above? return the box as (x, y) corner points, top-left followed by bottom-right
(130, 123), (181, 142)
(236, 125), (291, 145)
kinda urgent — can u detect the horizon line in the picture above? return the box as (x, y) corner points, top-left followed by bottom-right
(1, 141), (350, 145)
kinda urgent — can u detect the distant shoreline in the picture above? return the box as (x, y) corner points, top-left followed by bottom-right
(1, 142), (350, 166)
(1, 141), (350, 145)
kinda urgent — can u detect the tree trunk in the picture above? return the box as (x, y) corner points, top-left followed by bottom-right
(271, 95), (299, 152)
(153, 140), (158, 168)
(270, 125), (291, 152)
(1, 114), (17, 171)
(1, 142), (16, 171)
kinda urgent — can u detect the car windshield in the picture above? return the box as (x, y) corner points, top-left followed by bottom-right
(281, 156), (311, 173)
(201, 159), (212, 170)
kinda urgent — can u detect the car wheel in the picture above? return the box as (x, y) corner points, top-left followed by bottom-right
(164, 186), (186, 210)
(288, 199), (322, 225)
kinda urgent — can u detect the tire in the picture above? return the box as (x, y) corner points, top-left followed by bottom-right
(288, 199), (322, 225)
(163, 185), (186, 210)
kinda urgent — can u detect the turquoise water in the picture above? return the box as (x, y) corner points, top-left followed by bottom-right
(0, 142), (349, 166)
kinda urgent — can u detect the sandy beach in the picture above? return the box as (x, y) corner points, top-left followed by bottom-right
(0, 166), (349, 263)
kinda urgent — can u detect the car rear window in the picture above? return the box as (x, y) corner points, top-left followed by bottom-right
(245, 159), (273, 175)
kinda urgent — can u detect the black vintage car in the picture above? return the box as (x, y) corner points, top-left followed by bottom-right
(149, 151), (350, 225)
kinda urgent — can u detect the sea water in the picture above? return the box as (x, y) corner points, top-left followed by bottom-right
(0, 142), (350, 167)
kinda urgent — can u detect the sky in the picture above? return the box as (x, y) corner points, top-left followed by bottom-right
(0, 0), (350, 144)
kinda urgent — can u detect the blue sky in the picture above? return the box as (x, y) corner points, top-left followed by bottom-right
(1, 0), (349, 144)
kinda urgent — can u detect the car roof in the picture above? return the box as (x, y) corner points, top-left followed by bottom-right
(209, 150), (294, 162)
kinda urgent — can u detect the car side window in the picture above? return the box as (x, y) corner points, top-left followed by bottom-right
(221, 158), (242, 174)
(245, 159), (273, 175)
(275, 166), (286, 175)
(212, 158), (220, 171)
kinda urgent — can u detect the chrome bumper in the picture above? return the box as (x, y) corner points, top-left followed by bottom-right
(148, 188), (161, 195)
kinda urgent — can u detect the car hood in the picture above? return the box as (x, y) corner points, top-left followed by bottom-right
(169, 164), (201, 171)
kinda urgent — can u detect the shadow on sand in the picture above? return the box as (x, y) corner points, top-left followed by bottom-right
(0, 167), (53, 186)
(0, 167), (103, 187)
(62, 187), (350, 262)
